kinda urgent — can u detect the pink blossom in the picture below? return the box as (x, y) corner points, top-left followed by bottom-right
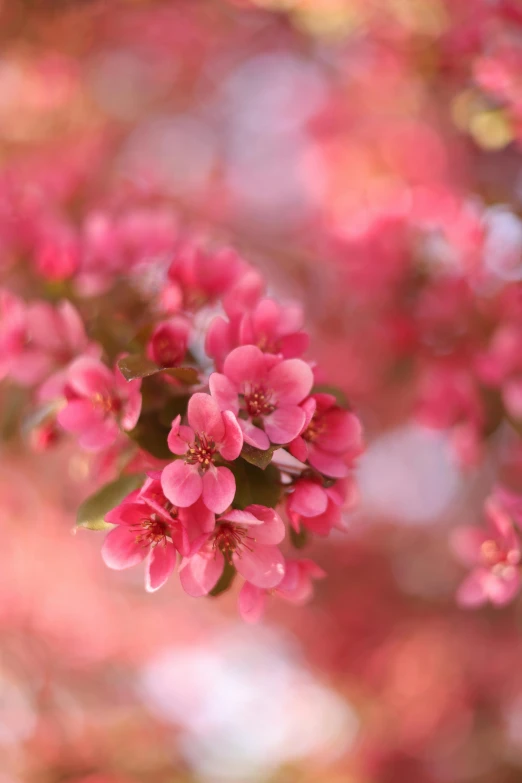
(205, 297), (309, 370)
(210, 345), (313, 450)
(102, 475), (213, 591)
(57, 357), (142, 451)
(179, 504), (286, 597)
(287, 477), (358, 536)
(238, 558), (326, 623)
(146, 316), (190, 368)
(289, 392), (363, 478)
(161, 393), (243, 513)
(35, 220), (79, 281)
(452, 501), (521, 608)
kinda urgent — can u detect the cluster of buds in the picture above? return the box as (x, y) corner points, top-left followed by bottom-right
(0, 237), (363, 621)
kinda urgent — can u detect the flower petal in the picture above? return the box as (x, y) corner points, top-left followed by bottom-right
(240, 419), (270, 450)
(188, 393), (225, 441)
(220, 411), (243, 460)
(289, 480), (328, 517)
(264, 405), (305, 444)
(238, 582), (267, 623)
(233, 544), (285, 589)
(267, 358), (313, 404)
(161, 460), (202, 507)
(223, 345), (266, 387)
(101, 526), (147, 570)
(179, 548), (224, 597)
(145, 542), (176, 592)
(209, 372), (239, 414)
(202, 466), (235, 513)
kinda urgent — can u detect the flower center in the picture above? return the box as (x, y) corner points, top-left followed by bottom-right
(244, 385), (275, 418)
(132, 515), (170, 547)
(92, 391), (121, 415)
(303, 413), (325, 443)
(212, 523), (254, 562)
(480, 539), (503, 566)
(185, 432), (216, 471)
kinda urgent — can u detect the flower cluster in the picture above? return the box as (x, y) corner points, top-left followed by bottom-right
(0, 238), (363, 621)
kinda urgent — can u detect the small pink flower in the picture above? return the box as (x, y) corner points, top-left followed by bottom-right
(57, 357), (142, 451)
(179, 505), (286, 597)
(146, 316), (190, 368)
(205, 298), (309, 370)
(161, 393), (243, 513)
(210, 345), (313, 450)
(452, 500), (521, 608)
(238, 558), (326, 623)
(287, 477), (358, 536)
(102, 476), (213, 592)
(289, 392), (363, 478)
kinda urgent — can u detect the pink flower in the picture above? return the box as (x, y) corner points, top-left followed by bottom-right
(146, 316), (190, 368)
(289, 392), (363, 478)
(287, 477), (358, 536)
(205, 297), (309, 370)
(179, 505), (286, 597)
(452, 500), (521, 608)
(238, 558), (326, 623)
(102, 475), (214, 591)
(161, 393), (243, 513)
(210, 345), (313, 450)
(57, 357), (142, 451)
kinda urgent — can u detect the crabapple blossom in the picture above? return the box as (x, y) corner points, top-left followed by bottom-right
(161, 393), (243, 513)
(146, 316), (190, 368)
(57, 357), (142, 451)
(210, 345), (314, 450)
(179, 505), (286, 597)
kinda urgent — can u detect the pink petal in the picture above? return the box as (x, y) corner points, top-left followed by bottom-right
(456, 570), (488, 607)
(58, 300), (87, 351)
(161, 460), (202, 507)
(209, 372), (239, 414)
(57, 400), (101, 433)
(102, 526), (147, 570)
(202, 466), (236, 513)
(205, 316), (232, 366)
(220, 411), (243, 460)
(289, 436), (309, 463)
(450, 526), (488, 567)
(179, 497), (216, 534)
(308, 447), (349, 478)
(179, 548), (224, 597)
(251, 298), (280, 337)
(121, 386), (142, 431)
(106, 501), (148, 526)
(267, 358), (313, 405)
(219, 509), (263, 526)
(264, 405), (305, 444)
(167, 416), (193, 455)
(145, 542), (177, 592)
(289, 480), (328, 517)
(487, 570), (521, 605)
(245, 505), (285, 545)
(188, 393), (225, 441)
(238, 582), (267, 623)
(240, 419), (270, 450)
(223, 345), (266, 387)
(319, 411), (363, 454)
(79, 419), (119, 451)
(278, 332), (309, 358)
(67, 357), (114, 397)
(233, 544), (285, 589)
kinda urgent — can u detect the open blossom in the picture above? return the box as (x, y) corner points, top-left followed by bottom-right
(205, 297), (309, 370)
(102, 476), (214, 591)
(210, 345), (314, 450)
(57, 357), (142, 451)
(146, 316), (190, 368)
(161, 393), (243, 513)
(238, 558), (326, 623)
(452, 500), (522, 607)
(289, 392), (363, 478)
(287, 477), (357, 536)
(179, 505), (286, 597)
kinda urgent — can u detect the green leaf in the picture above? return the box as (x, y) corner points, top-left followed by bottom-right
(165, 366), (200, 385)
(118, 355), (162, 381)
(230, 460), (282, 510)
(240, 442), (280, 470)
(209, 560), (237, 597)
(290, 526), (309, 549)
(311, 384), (349, 409)
(118, 355), (199, 385)
(127, 412), (172, 459)
(76, 473), (145, 530)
